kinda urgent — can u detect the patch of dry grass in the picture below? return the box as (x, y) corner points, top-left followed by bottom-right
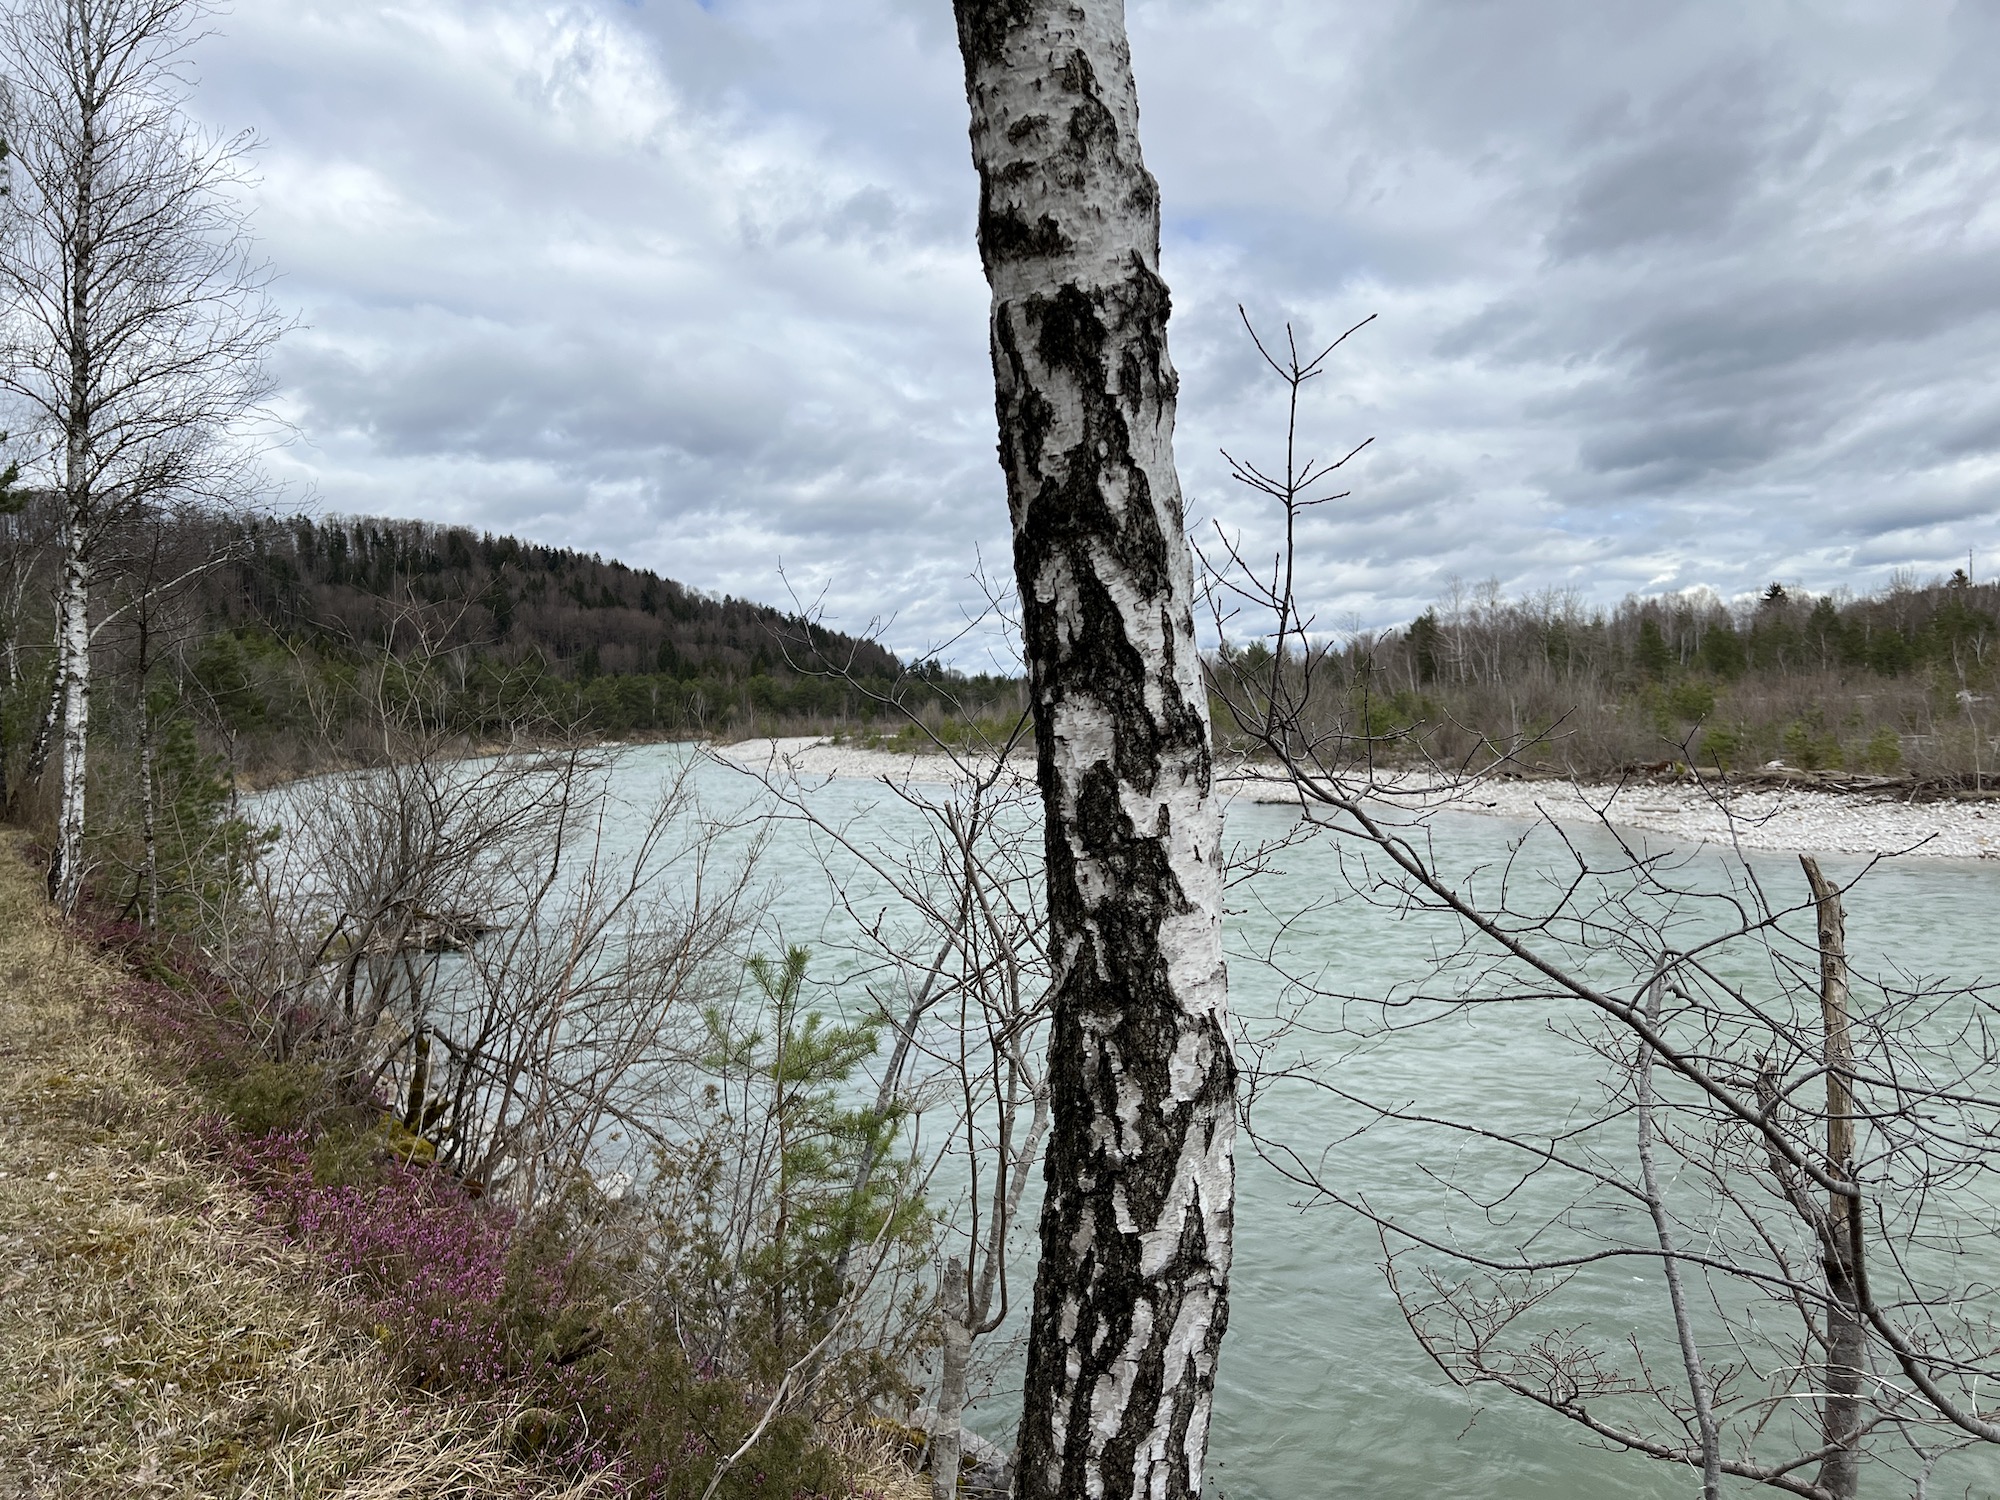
(0, 832), (600, 1499)
(826, 1420), (931, 1500)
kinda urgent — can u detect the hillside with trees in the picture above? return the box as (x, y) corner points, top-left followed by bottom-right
(0, 499), (1023, 800)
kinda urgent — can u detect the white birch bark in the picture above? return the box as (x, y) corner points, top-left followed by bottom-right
(52, 544), (90, 910)
(951, 6), (1234, 1497)
(931, 1254), (971, 1500)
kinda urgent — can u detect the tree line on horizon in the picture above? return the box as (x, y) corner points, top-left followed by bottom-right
(11, 479), (1988, 824)
(1224, 570), (1999, 782)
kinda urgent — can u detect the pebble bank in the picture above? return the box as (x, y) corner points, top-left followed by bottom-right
(713, 737), (2000, 861)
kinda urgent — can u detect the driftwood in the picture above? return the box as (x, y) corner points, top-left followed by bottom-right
(1410, 757), (2000, 801)
(355, 902), (495, 956)
(1600, 762), (2000, 801)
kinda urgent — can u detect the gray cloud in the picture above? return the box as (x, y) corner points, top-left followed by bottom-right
(171, 0), (2000, 660)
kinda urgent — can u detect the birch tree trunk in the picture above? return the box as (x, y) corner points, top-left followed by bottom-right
(51, 546), (90, 910)
(931, 1254), (971, 1500)
(951, 7), (1235, 1497)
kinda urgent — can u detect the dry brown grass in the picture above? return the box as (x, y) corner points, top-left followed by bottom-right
(823, 1420), (931, 1500)
(0, 831), (602, 1499)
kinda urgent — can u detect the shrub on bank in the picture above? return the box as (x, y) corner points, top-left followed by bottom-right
(93, 920), (861, 1500)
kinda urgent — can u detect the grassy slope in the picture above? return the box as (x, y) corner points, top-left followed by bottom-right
(0, 833), (595, 1499)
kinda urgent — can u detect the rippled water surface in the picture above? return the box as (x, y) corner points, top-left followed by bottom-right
(536, 748), (2000, 1497)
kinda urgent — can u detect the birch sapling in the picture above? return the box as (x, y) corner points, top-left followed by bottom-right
(0, 0), (280, 908)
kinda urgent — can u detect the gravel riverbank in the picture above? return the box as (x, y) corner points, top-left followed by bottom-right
(713, 737), (2000, 860)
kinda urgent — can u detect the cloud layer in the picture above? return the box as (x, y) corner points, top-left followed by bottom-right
(183, 0), (2000, 661)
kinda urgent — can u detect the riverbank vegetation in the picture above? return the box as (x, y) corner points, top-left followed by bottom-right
(0, 553), (1014, 1494)
(7, 493), (1995, 863)
(1210, 570), (2000, 786)
(0, 782), (938, 1497)
(0, 831), (622, 1497)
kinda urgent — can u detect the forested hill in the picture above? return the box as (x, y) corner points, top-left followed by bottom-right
(170, 511), (1018, 750)
(198, 513), (900, 683)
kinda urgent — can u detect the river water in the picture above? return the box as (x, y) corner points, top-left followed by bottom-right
(428, 746), (2000, 1497)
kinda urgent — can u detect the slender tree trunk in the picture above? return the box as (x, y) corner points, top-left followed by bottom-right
(1801, 856), (1863, 1500)
(952, 8), (1236, 1498)
(135, 602), (160, 925)
(138, 691), (158, 923)
(931, 1254), (971, 1500)
(51, 546), (90, 910)
(47, 72), (98, 908)
(1635, 980), (1721, 1500)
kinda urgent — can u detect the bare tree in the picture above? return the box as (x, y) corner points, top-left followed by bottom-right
(1209, 312), (2000, 1499)
(950, 7), (1236, 1496)
(205, 693), (770, 1223)
(0, 0), (280, 908)
(87, 499), (235, 922)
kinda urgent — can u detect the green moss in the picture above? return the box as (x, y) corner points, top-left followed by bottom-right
(217, 1061), (323, 1137)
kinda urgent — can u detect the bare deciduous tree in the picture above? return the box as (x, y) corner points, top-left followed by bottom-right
(1209, 311), (2000, 1500)
(0, 0), (280, 908)
(192, 629), (762, 1212)
(91, 499), (237, 923)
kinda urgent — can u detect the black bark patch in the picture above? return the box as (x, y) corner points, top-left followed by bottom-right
(1065, 91), (1119, 160)
(1032, 283), (1108, 380)
(1118, 346), (1146, 412)
(953, 0), (1034, 69)
(1074, 760), (1134, 864)
(982, 207), (1071, 265)
(994, 311), (1055, 476)
(1057, 47), (1100, 102)
(1007, 111), (1051, 144)
(1120, 252), (1174, 394)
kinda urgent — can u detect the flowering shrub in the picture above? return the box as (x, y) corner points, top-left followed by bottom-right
(80, 913), (856, 1498)
(220, 1129), (841, 1496)
(223, 1129), (520, 1389)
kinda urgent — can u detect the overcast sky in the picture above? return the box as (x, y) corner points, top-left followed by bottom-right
(188, 0), (2000, 663)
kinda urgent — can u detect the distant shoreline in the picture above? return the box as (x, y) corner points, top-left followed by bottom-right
(710, 736), (2000, 862)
